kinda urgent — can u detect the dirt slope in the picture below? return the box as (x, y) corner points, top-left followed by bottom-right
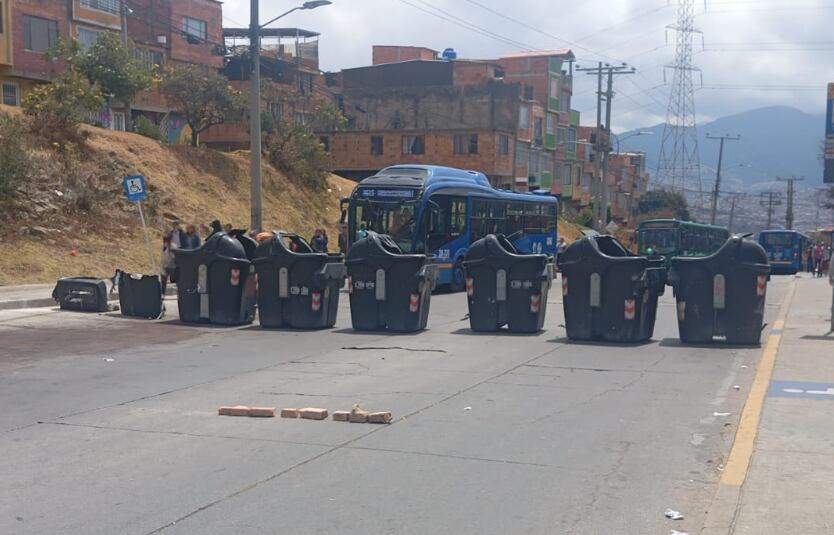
(0, 113), (356, 285)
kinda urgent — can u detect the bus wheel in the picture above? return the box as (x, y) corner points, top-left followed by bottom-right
(449, 260), (466, 292)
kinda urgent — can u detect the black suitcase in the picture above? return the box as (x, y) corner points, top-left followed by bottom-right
(118, 272), (163, 319)
(52, 277), (109, 312)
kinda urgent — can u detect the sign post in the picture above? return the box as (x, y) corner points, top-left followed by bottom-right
(123, 175), (157, 273)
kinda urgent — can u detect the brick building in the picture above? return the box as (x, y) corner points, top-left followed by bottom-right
(0, 0), (222, 135)
(321, 45), (580, 191)
(200, 27), (325, 150)
(607, 151), (649, 222)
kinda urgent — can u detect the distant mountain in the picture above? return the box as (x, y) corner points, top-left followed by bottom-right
(618, 106), (826, 191)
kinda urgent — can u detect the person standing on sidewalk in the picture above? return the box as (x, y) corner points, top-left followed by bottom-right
(160, 236), (177, 297)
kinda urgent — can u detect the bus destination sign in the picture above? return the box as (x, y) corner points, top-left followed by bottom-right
(359, 188), (417, 199)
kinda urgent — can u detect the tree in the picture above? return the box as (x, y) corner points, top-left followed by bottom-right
(22, 72), (104, 142)
(160, 65), (244, 147)
(261, 84), (346, 189)
(637, 190), (691, 221)
(48, 34), (152, 116)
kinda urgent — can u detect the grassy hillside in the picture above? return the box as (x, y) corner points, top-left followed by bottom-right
(0, 106), (355, 285)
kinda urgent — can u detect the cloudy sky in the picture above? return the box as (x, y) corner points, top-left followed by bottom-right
(222, 0), (834, 131)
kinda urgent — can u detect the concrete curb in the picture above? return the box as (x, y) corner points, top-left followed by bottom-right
(0, 287), (178, 312)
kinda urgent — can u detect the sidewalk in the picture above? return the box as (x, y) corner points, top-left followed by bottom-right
(704, 275), (834, 534)
(0, 281), (177, 311)
(0, 284), (56, 311)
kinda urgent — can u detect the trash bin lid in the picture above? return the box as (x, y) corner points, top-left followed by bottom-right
(203, 232), (248, 260)
(346, 231), (404, 262)
(254, 231), (317, 259)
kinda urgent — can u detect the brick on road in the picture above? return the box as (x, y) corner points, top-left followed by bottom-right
(218, 406), (250, 417)
(299, 408), (329, 420)
(248, 407), (276, 418)
(367, 411), (393, 424)
(332, 411), (350, 422)
(280, 408), (300, 418)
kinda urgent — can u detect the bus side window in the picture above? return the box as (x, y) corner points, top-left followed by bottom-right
(507, 203), (524, 236)
(470, 199), (488, 243)
(524, 203), (544, 234)
(488, 200), (507, 235)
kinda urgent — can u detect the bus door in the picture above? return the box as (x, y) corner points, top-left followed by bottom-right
(426, 194), (468, 266)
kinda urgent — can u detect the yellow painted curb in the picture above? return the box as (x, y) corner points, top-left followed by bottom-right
(720, 278), (796, 487)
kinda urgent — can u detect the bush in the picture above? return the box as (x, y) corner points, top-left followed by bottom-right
(266, 132), (331, 190)
(0, 113), (32, 202)
(22, 74), (103, 144)
(575, 208), (595, 228)
(135, 115), (163, 142)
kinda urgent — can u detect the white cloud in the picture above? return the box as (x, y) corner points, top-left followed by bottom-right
(222, 0), (834, 129)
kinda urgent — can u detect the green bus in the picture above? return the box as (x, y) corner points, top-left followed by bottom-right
(637, 219), (730, 265)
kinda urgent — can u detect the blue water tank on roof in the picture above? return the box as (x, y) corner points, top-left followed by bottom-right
(442, 48), (457, 60)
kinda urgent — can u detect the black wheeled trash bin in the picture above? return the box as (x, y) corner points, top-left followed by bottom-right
(558, 236), (667, 342)
(52, 277), (109, 312)
(118, 272), (163, 319)
(463, 234), (554, 333)
(252, 232), (346, 329)
(345, 232), (438, 332)
(669, 236), (770, 345)
(174, 232), (256, 326)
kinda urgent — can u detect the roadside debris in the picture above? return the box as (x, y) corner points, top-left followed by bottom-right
(367, 411), (393, 424)
(664, 508), (684, 520)
(218, 406), (275, 417)
(332, 411), (350, 422)
(349, 404), (369, 423)
(248, 407), (276, 418)
(299, 408), (329, 420)
(102, 358), (115, 362)
(218, 406), (252, 417)
(713, 412), (731, 417)
(464, 406), (473, 411)
(670, 530), (690, 535)
(733, 385), (740, 390)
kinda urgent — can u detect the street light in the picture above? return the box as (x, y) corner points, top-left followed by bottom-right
(613, 131), (653, 153)
(249, 0), (332, 232)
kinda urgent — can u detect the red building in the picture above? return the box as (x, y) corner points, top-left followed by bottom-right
(0, 0), (223, 133)
(320, 45), (580, 191)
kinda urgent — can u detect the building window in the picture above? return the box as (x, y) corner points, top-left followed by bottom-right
(498, 135), (509, 155)
(560, 88), (571, 112)
(183, 17), (207, 41)
(76, 27), (103, 50)
(0, 2), (4, 34)
(370, 135), (384, 155)
(515, 141), (528, 166)
(23, 16), (58, 52)
(133, 47), (165, 72)
(567, 126), (577, 151)
(550, 78), (559, 98)
(268, 101), (284, 121)
(294, 113), (309, 126)
(453, 134), (478, 154)
(533, 118), (543, 146)
(81, 0), (120, 15)
(402, 135), (425, 155)
(563, 164), (572, 185)
(557, 127), (567, 146)
(518, 106), (530, 129)
(546, 113), (555, 135)
(2, 81), (19, 106)
(319, 136), (330, 152)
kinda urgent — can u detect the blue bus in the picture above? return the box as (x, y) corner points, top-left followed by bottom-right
(343, 165), (558, 290)
(758, 230), (810, 274)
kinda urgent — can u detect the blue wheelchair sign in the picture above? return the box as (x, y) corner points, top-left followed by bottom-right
(123, 175), (147, 202)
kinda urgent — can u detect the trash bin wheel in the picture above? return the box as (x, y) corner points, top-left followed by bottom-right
(449, 258), (466, 293)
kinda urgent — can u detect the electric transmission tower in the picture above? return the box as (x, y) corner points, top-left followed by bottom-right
(656, 0), (703, 195)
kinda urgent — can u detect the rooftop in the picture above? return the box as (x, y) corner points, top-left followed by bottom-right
(501, 49), (575, 60)
(223, 27), (320, 39)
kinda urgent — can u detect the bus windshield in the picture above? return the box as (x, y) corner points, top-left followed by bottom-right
(639, 228), (678, 255)
(352, 200), (421, 253)
(761, 233), (794, 247)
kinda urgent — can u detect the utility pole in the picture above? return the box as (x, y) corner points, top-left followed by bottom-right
(728, 194), (740, 233)
(706, 133), (740, 225)
(120, 1), (131, 130)
(576, 62), (636, 231)
(777, 175), (804, 230)
(760, 190), (782, 229)
(249, 0), (263, 233)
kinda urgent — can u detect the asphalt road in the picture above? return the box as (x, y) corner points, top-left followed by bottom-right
(0, 277), (791, 534)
